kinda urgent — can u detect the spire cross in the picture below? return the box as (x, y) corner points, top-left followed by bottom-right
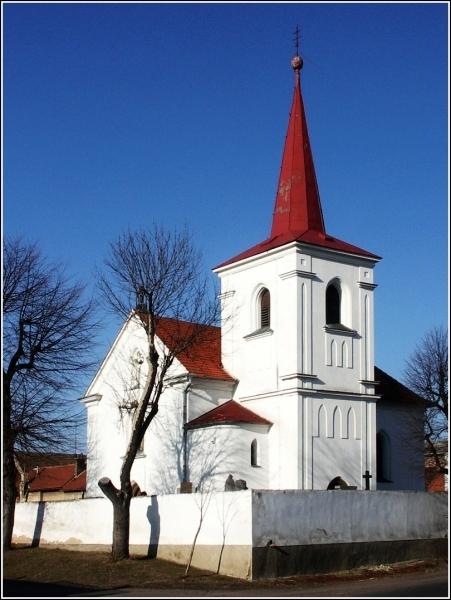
(293, 25), (300, 56)
(291, 26), (303, 76)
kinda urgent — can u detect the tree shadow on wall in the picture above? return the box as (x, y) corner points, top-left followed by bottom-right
(31, 501), (45, 547)
(146, 495), (160, 558)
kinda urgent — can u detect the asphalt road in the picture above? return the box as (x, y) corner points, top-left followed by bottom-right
(3, 569), (449, 598)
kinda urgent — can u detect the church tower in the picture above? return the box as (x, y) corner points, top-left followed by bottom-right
(213, 47), (381, 490)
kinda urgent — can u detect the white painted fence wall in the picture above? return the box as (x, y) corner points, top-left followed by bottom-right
(252, 490), (448, 547)
(13, 491), (253, 578)
(13, 490), (447, 579)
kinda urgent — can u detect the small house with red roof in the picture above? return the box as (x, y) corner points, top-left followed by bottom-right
(25, 462), (86, 502)
(81, 48), (424, 497)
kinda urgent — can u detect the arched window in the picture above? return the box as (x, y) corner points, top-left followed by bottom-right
(251, 439), (258, 467)
(259, 288), (271, 329)
(326, 282), (341, 325)
(376, 431), (391, 482)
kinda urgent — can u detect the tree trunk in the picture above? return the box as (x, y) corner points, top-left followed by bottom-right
(3, 453), (16, 551)
(14, 456), (27, 502)
(3, 386), (16, 551)
(98, 477), (131, 561)
(112, 497), (131, 561)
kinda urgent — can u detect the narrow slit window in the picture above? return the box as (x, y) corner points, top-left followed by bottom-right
(251, 439), (258, 467)
(260, 289), (270, 328)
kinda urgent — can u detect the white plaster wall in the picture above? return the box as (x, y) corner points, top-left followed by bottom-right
(376, 403), (424, 491)
(307, 395), (373, 490)
(215, 244), (378, 492)
(216, 244), (378, 400)
(82, 317), (235, 498)
(218, 246), (295, 398)
(252, 490), (448, 547)
(243, 394), (300, 489)
(13, 491), (252, 550)
(188, 424), (269, 491)
(240, 393), (376, 492)
(13, 490), (446, 556)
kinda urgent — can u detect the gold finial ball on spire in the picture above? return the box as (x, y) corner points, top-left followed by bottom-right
(291, 55), (303, 71)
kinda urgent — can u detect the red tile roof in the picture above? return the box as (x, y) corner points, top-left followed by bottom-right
(185, 399), (272, 429)
(147, 316), (235, 382)
(28, 464), (79, 492)
(215, 229), (381, 270)
(62, 470), (86, 493)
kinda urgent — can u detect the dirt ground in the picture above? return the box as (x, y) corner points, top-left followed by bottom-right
(3, 546), (447, 596)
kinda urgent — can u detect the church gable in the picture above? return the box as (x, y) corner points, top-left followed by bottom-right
(85, 314), (234, 402)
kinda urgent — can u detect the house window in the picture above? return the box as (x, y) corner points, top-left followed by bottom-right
(251, 439), (259, 467)
(326, 281), (341, 325)
(259, 288), (271, 329)
(376, 430), (391, 482)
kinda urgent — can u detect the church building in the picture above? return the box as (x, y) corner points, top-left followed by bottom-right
(81, 51), (424, 496)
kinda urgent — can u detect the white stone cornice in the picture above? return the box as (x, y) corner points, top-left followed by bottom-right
(219, 290), (236, 300)
(279, 269), (317, 280)
(213, 242), (299, 274)
(243, 327), (274, 341)
(80, 393), (102, 407)
(324, 325), (360, 338)
(239, 388), (380, 402)
(358, 281), (378, 290)
(280, 372), (318, 381)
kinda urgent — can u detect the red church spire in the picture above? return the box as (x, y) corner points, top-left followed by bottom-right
(270, 52), (325, 238)
(214, 39), (381, 271)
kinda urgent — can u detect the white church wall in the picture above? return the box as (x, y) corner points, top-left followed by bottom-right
(216, 242), (379, 494)
(309, 248), (377, 395)
(218, 245), (297, 398)
(306, 395), (376, 490)
(187, 378), (235, 421)
(217, 244), (377, 401)
(242, 393), (376, 492)
(242, 394), (299, 489)
(376, 403), (424, 491)
(188, 424), (269, 491)
(82, 316), (235, 498)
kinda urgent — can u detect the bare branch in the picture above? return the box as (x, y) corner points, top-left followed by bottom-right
(404, 326), (448, 474)
(3, 237), (98, 550)
(97, 224), (219, 560)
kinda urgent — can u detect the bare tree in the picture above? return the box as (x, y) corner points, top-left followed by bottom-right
(2, 238), (98, 550)
(404, 326), (448, 474)
(184, 480), (213, 577)
(97, 226), (219, 561)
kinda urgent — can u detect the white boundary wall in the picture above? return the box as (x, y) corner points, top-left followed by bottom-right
(13, 490), (447, 578)
(13, 491), (253, 578)
(252, 490), (448, 547)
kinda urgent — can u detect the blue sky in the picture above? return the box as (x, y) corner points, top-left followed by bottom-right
(4, 2), (449, 397)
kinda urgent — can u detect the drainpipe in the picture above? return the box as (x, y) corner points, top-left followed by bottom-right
(182, 377), (192, 482)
